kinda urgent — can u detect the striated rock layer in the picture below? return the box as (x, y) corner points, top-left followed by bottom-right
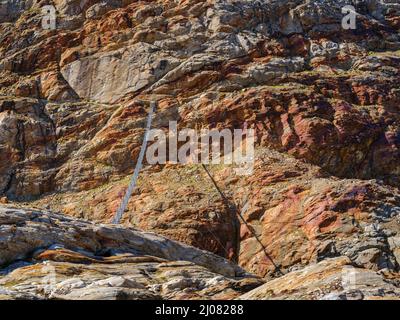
(0, 0), (400, 299)
(0, 205), (263, 300)
(239, 257), (400, 300)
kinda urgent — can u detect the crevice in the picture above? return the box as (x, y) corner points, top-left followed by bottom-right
(2, 170), (15, 196)
(15, 120), (26, 161)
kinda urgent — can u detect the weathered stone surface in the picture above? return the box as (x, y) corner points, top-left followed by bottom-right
(239, 257), (400, 300)
(0, 206), (248, 278)
(0, 206), (262, 300)
(61, 45), (180, 103)
(0, 0), (400, 300)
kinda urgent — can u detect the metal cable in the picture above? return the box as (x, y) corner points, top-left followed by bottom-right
(201, 163), (284, 276)
(111, 103), (284, 275)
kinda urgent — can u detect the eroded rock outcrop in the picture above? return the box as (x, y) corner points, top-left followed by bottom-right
(0, 205), (262, 300)
(239, 257), (400, 300)
(0, 0), (400, 299)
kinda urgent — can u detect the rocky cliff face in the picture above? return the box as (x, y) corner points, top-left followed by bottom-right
(1, 0), (400, 299)
(0, 205), (263, 299)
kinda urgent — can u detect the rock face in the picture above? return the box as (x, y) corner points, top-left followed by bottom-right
(239, 257), (400, 300)
(0, 205), (262, 300)
(0, 0), (400, 299)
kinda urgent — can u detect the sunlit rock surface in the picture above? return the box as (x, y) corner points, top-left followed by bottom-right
(0, 0), (399, 299)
